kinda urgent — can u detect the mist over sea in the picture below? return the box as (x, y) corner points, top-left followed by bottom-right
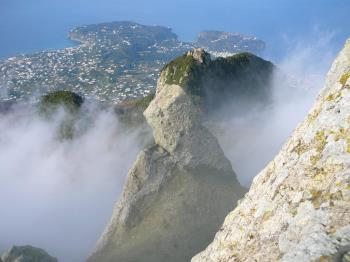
(1, 0), (349, 60)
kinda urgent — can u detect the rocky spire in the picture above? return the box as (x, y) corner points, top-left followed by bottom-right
(87, 50), (244, 262)
(192, 39), (350, 262)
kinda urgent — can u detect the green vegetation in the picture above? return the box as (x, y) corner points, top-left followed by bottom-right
(6, 246), (57, 262)
(39, 90), (84, 115)
(161, 50), (274, 111)
(214, 52), (270, 74)
(163, 54), (205, 95)
(116, 93), (155, 128)
(133, 93), (155, 111)
(340, 71), (350, 86)
(115, 52), (274, 128)
(38, 91), (84, 140)
(19, 246), (51, 260)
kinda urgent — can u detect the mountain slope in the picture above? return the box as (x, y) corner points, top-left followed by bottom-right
(192, 39), (350, 262)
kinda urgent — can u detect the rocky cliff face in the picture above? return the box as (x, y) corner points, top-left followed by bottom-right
(192, 39), (350, 262)
(87, 50), (245, 262)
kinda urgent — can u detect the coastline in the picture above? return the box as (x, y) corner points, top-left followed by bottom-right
(0, 35), (81, 61)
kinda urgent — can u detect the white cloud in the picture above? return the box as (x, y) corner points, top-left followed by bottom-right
(0, 105), (145, 261)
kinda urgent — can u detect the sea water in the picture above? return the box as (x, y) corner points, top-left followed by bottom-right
(1, 0), (349, 60)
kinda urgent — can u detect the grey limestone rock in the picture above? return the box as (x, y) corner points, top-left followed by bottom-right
(87, 49), (244, 262)
(192, 39), (350, 262)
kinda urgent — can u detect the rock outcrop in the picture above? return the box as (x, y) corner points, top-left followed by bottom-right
(192, 39), (350, 261)
(161, 49), (274, 114)
(116, 49), (275, 128)
(87, 50), (245, 262)
(1, 245), (57, 262)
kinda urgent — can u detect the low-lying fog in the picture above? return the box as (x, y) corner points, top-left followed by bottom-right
(0, 106), (144, 261)
(214, 31), (337, 186)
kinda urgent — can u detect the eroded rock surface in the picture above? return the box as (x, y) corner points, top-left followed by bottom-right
(192, 39), (350, 262)
(87, 50), (244, 262)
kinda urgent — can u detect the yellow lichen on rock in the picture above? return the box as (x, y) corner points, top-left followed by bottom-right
(340, 71), (350, 86)
(192, 38), (350, 262)
(307, 107), (322, 124)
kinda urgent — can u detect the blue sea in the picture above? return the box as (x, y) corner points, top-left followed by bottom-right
(1, 0), (350, 60)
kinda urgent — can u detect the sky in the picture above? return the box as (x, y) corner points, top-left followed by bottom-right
(0, 0), (350, 59)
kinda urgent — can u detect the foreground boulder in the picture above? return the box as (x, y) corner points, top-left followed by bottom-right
(1, 245), (57, 262)
(192, 39), (350, 261)
(87, 50), (245, 262)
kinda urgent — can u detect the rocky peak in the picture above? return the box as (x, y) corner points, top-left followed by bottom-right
(192, 38), (350, 262)
(159, 49), (274, 113)
(87, 50), (244, 262)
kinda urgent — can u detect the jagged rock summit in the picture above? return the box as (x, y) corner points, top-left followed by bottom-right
(1, 245), (57, 262)
(160, 48), (274, 114)
(87, 49), (245, 262)
(192, 39), (350, 261)
(115, 48), (274, 127)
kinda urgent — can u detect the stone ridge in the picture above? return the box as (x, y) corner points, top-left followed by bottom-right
(192, 39), (350, 261)
(87, 52), (245, 262)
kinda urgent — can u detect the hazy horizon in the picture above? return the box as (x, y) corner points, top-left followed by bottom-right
(1, 0), (350, 60)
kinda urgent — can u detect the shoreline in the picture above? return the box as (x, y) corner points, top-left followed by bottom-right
(0, 35), (81, 61)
